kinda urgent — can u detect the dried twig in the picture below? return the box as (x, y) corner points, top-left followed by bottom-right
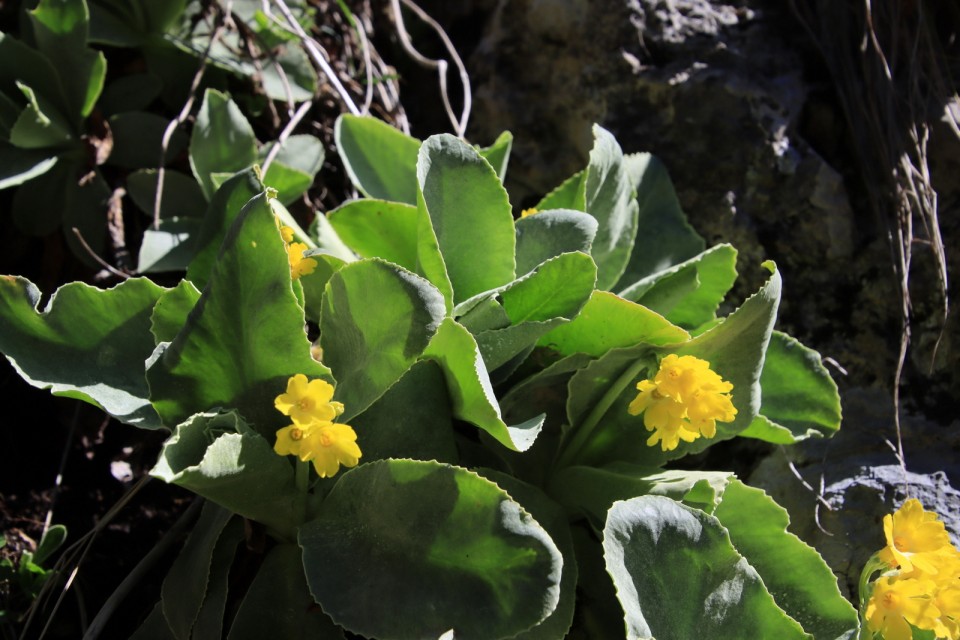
(261, 100), (314, 175)
(154, 1), (234, 230)
(70, 228), (130, 280)
(390, 0), (472, 137)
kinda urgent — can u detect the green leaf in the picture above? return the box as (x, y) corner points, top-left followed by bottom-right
(228, 544), (343, 640)
(261, 134), (324, 204)
(417, 134), (516, 303)
(0, 33), (69, 120)
(0, 276), (165, 428)
(8, 158), (68, 234)
(549, 463), (734, 528)
(583, 125), (639, 290)
(535, 171), (586, 212)
(127, 169), (206, 218)
(189, 89), (258, 200)
(151, 411), (302, 536)
(109, 111), (187, 169)
(150, 280), (201, 344)
(319, 258), (446, 420)
(421, 318), (544, 452)
(350, 360), (458, 464)
(190, 516), (244, 640)
(137, 217), (202, 273)
(603, 496), (808, 640)
(33, 525), (67, 566)
(740, 330), (842, 444)
(147, 191), (329, 434)
(619, 244), (739, 329)
(99, 72), (162, 115)
(539, 290), (689, 358)
(300, 459), (562, 640)
(614, 153), (705, 289)
(713, 480), (859, 639)
(477, 131), (513, 181)
(328, 199), (418, 271)
(9, 83), (73, 149)
(500, 252), (596, 324)
(61, 169), (111, 268)
(568, 264), (782, 467)
(185, 169), (261, 290)
(335, 114), (420, 204)
(29, 0), (106, 122)
(514, 209), (598, 276)
(0, 142), (58, 190)
(258, 45), (318, 102)
(160, 502), (234, 639)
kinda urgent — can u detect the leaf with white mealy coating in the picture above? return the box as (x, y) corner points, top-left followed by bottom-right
(335, 113), (420, 204)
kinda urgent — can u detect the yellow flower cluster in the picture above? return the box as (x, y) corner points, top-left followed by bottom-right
(273, 374), (361, 478)
(865, 499), (960, 640)
(627, 354), (737, 451)
(520, 207), (538, 218)
(278, 223), (316, 280)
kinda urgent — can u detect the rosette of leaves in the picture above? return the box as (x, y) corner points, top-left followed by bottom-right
(0, 123), (855, 638)
(0, 0), (110, 261)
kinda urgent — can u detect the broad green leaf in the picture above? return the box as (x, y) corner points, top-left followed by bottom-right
(137, 217), (202, 273)
(61, 170), (112, 268)
(0, 91), (19, 134)
(150, 280), (201, 344)
(29, 0), (105, 122)
(480, 471), (577, 640)
(228, 544), (343, 640)
(476, 321), (562, 372)
(539, 291), (689, 358)
(349, 360), (458, 464)
(147, 191), (329, 434)
(535, 171), (586, 212)
(161, 501), (234, 639)
(0, 142), (58, 190)
(0, 33), (69, 119)
(151, 411), (302, 536)
(130, 603), (176, 640)
(713, 480), (859, 640)
(583, 125), (639, 290)
(258, 45), (317, 102)
(328, 199), (418, 271)
(190, 517), (244, 640)
(87, 2), (144, 46)
(261, 134), (324, 204)
(549, 463), (734, 528)
(477, 131), (513, 181)
(515, 209), (598, 276)
(261, 162), (311, 206)
(127, 169), (206, 219)
(109, 111), (187, 169)
(10, 160), (71, 235)
(320, 258), (446, 420)
(185, 169), (261, 289)
(300, 459), (562, 640)
(740, 331), (842, 444)
(189, 89), (258, 200)
(9, 83), (73, 149)
(567, 265), (782, 468)
(98, 72), (162, 115)
(500, 252), (596, 324)
(603, 496), (807, 640)
(417, 134), (516, 303)
(619, 244), (739, 329)
(0, 276), (164, 428)
(335, 114), (420, 204)
(33, 525), (67, 566)
(305, 204), (355, 263)
(614, 153), (705, 288)
(421, 318), (545, 452)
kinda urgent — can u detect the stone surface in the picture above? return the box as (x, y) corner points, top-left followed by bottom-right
(750, 387), (960, 598)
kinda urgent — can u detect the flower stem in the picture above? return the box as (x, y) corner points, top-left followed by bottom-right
(296, 459), (310, 495)
(856, 552), (887, 639)
(555, 357), (651, 469)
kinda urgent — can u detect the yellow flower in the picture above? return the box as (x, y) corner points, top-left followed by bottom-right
(866, 576), (942, 640)
(879, 499), (954, 574)
(274, 374), (344, 426)
(274, 421), (361, 478)
(520, 207), (538, 218)
(627, 354), (736, 451)
(279, 224), (296, 243)
(286, 242), (317, 280)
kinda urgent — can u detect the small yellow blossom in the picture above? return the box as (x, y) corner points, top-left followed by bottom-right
(879, 499), (955, 574)
(520, 207), (538, 218)
(866, 576), (942, 640)
(275, 374), (344, 426)
(627, 354), (736, 451)
(274, 421), (361, 478)
(286, 242), (317, 280)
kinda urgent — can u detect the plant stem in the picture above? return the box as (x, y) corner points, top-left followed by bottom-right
(555, 357), (651, 469)
(856, 552), (887, 640)
(296, 459), (310, 495)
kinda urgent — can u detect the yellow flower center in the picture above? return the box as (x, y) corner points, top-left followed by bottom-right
(881, 590), (899, 610)
(290, 428), (303, 441)
(894, 535), (907, 551)
(297, 397), (315, 412)
(319, 431), (333, 447)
